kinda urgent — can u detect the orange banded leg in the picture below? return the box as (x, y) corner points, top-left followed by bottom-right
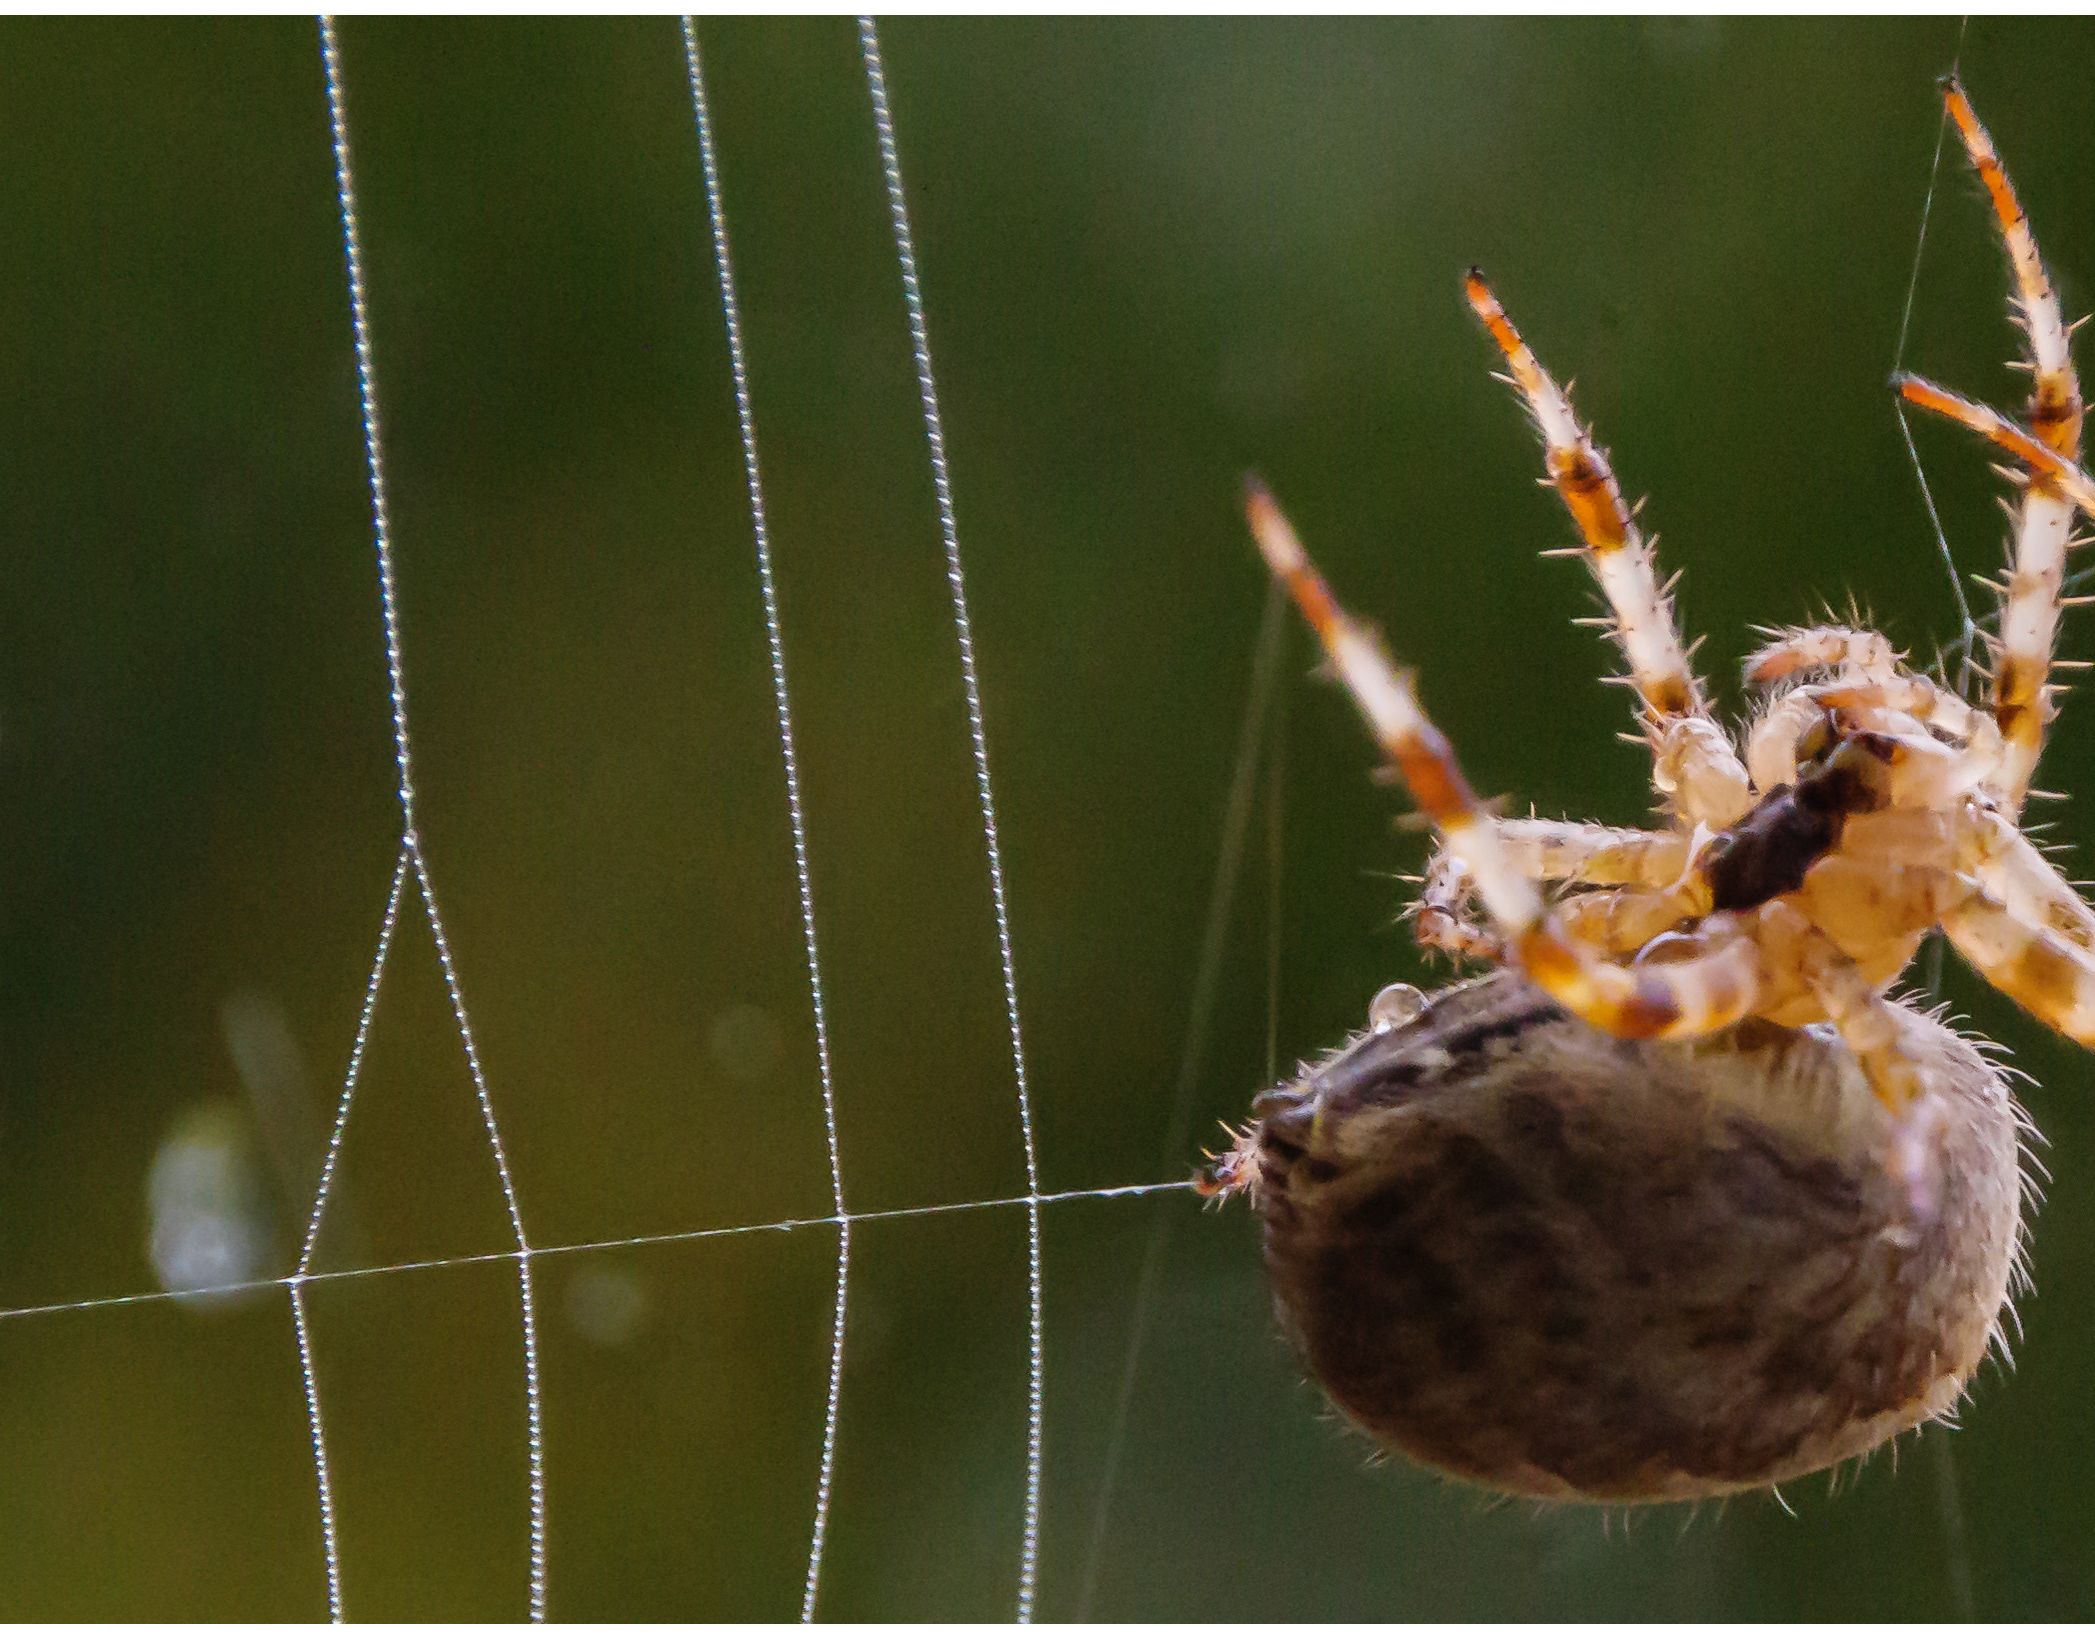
(1942, 889), (2095, 1207)
(1896, 376), (2095, 517)
(1946, 890), (2095, 1045)
(1465, 271), (1752, 828)
(1896, 79), (2085, 813)
(1954, 802), (2095, 955)
(1246, 479), (1762, 1041)
(1416, 821), (1695, 962)
(1952, 897), (2095, 1040)
(1943, 77), (2081, 453)
(1894, 381), (2081, 811)
(1895, 374), (2089, 809)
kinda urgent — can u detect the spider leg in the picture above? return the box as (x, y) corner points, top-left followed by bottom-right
(1944, 889), (2095, 1044)
(1417, 821), (1696, 962)
(1954, 801), (2095, 955)
(1248, 480), (1761, 1039)
(1944, 77), (2082, 457)
(1418, 880), (1697, 965)
(1795, 931), (1927, 1106)
(1897, 79), (2086, 813)
(1897, 376), (2095, 515)
(1493, 817), (1696, 885)
(1465, 272), (1753, 829)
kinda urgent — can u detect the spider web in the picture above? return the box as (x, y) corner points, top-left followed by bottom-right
(1893, 17), (1980, 700)
(0, 16), (1237, 1623)
(1, 17), (2087, 1623)
(0, 16), (1197, 1622)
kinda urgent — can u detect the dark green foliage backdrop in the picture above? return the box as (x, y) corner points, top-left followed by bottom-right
(0, 16), (2089, 1620)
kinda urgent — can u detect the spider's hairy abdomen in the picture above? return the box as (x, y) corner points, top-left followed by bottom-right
(1245, 972), (2021, 1502)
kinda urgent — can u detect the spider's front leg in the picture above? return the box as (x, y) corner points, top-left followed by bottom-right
(1247, 480), (1761, 1040)
(1892, 77), (2085, 813)
(1466, 273), (1753, 828)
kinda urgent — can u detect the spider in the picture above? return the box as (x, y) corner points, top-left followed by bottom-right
(1203, 78), (2087, 1503)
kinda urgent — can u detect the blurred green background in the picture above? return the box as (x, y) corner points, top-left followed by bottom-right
(0, 15), (2091, 1620)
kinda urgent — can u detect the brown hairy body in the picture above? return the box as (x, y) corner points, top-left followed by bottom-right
(1235, 971), (2023, 1502)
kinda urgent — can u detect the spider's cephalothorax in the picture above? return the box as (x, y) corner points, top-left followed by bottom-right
(1699, 714), (1897, 912)
(1208, 78), (2085, 1502)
